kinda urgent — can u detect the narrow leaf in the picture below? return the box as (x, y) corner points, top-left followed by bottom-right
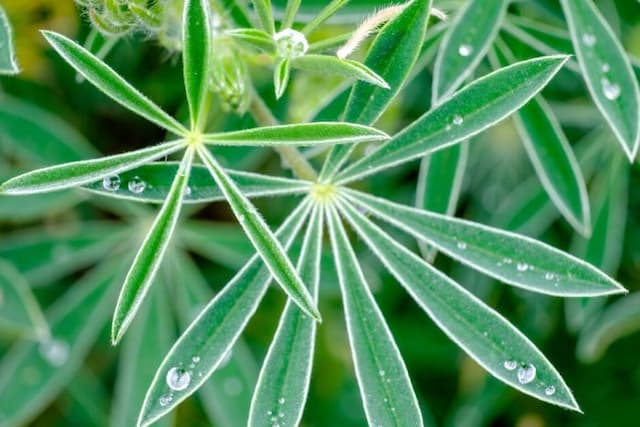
(111, 149), (193, 344)
(0, 261), (49, 339)
(344, 189), (625, 297)
(137, 200), (312, 427)
(42, 31), (186, 135)
(0, 5), (19, 74)
(560, 0), (640, 160)
(291, 55), (389, 88)
(432, 0), (507, 101)
(319, 0), (432, 180)
(0, 140), (184, 195)
(183, 0), (211, 129)
(326, 204), (424, 427)
(274, 58), (290, 99)
(203, 122), (389, 146)
(281, 0), (301, 30)
(225, 28), (275, 52)
(251, 0), (275, 34)
(248, 205), (323, 427)
(336, 56), (570, 183)
(337, 199), (580, 411)
(84, 162), (310, 203)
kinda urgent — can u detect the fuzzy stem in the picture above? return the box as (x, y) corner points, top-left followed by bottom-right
(249, 89), (319, 182)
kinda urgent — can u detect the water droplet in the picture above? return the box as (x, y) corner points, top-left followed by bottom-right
(159, 394), (173, 406)
(458, 44), (473, 57)
(185, 186), (192, 197)
(378, 369), (386, 377)
(516, 262), (529, 272)
(503, 258), (513, 264)
(503, 360), (518, 371)
(544, 385), (556, 396)
(453, 115), (464, 126)
(517, 364), (536, 384)
(192, 356), (200, 364)
(456, 241), (467, 250)
(128, 176), (146, 194)
(544, 272), (555, 281)
(278, 397), (285, 404)
(601, 77), (621, 100)
(224, 377), (243, 396)
(601, 63), (610, 73)
(39, 339), (69, 366)
(102, 175), (120, 192)
(582, 33), (596, 47)
(279, 412), (284, 418)
(274, 29), (309, 59)
(166, 367), (191, 391)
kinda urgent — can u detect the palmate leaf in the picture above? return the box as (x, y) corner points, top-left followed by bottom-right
(336, 199), (580, 411)
(202, 122), (389, 146)
(111, 149), (193, 344)
(248, 205), (323, 427)
(42, 31), (186, 136)
(336, 55), (570, 183)
(560, 0), (640, 160)
(0, 260), (125, 427)
(326, 203), (424, 427)
(274, 58), (291, 99)
(0, 261), (49, 339)
(84, 162), (310, 203)
(0, 5), (19, 74)
(319, 0), (432, 180)
(291, 55), (389, 88)
(137, 200), (312, 427)
(0, 140), (184, 195)
(183, 0), (212, 130)
(197, 147), (320, 320)
(344, 189), (625, 297)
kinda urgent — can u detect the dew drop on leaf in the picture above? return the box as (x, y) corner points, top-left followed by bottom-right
(453, 115), (464, 126)
(39, 339), (69, 366)
(601, 63), (610, 73)
(278, 397), (285, 404)
(274, 29), (309, 59)
(544, 385), (556, 396)
(166, 367), (191, 391)
(127, 176), (146, 194)
(458, 44), (473, 57)
(456, 241), (467, 250)
(159, 394), (173, 406)
(582, 33), (596, 47)
(102, 175), (121, 191)
(516, 262), (529, 272)
(601, 77), (621, 100)
(517, 364), (536, 384)
(503, 360), (518, 371)
(544, 272), (555, 281)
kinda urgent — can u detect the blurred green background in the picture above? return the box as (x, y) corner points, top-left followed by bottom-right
(1, 0), (639, 426)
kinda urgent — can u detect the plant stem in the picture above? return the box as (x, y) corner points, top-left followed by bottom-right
(249, 89), (319, 182)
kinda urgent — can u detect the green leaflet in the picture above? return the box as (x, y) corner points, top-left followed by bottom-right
(42, 31), (186, 136)
(291, 55), (389, 88)
(0, 260), (124, 427)
(137, 200), (312, 427)
(301, 0), (349, 35)
(248, 205), (323, 427)
(251, 0), (275, 34)
(0, 261), (49, 339)
(225, 29), (275, 52)
(198, 147), (320, 320)
(432, 0), (507, 101)
(0, 140), (184, 195)
(319, 0), (432, 180)
(183, 0), (212, 130)
(336, 55), (569, 183)
(491, 40), (591, 236)
(274, 58), (291, 99)
(326, 204), (424, 427)
(203, 122), (389, 146)
(336, 199), (579, 411)
(111, 149), (193, 344)
(560, 0), (640, 160)
(84, 162), (310, 203)
(0, 5), (19, 74)
(281, 0), (302, 30)
(344, 189), (625, 297)
(111, 288), (174, 427)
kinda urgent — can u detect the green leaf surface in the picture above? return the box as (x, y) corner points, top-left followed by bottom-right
(560, 0), (640, 160)
(42, 31), (186, 136)
(281, 0), (302, 30)
(137, 200), (312, 427)
(225, 29), (275, 52)
(319, 0), (432, 180)
(432, 0), (507, 101)
(111, 149), (193, 344)
(0, 193), (83, 223)
(291, 55), (389, 88)
(336, 55), (569, 183)
(179, 222), (252, 269)
(0, 260), (124, 427)
(203, 122), (388, 146)
(183, 0), (211, 129)
(326, 204), (424, 427)
(0, 5), (19, 74)
(251, 0), (275, 34)
(0, 140), (184, 195)
(0, 261), (49, 339)
(344, 189), (625, 297)
(84, 162), (310, 203)
(198, 147), (319, 319)
(337, 199), (579, 411)
(248, 205), (323, 427)
(274, 58), (291, 99)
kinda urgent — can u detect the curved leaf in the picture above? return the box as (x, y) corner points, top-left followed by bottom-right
(291, 55), (389, 88)
(0, 5), (19, 74)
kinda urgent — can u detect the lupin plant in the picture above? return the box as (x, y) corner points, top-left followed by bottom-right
(1, 0), (639, 426)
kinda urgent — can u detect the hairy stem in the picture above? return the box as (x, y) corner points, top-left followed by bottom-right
(249, 89), (319, 182)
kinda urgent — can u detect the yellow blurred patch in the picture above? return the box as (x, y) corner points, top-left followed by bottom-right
(4, 0), (78, 80)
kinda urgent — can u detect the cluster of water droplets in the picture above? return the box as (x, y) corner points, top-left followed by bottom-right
(39, 338), (69, 366)
(102, 175), (150, 194)
(581, 32), (621, 101)
(267, 396), (287, 427)
(503, 360), (556, 396)
(274, 29), (309, 59)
